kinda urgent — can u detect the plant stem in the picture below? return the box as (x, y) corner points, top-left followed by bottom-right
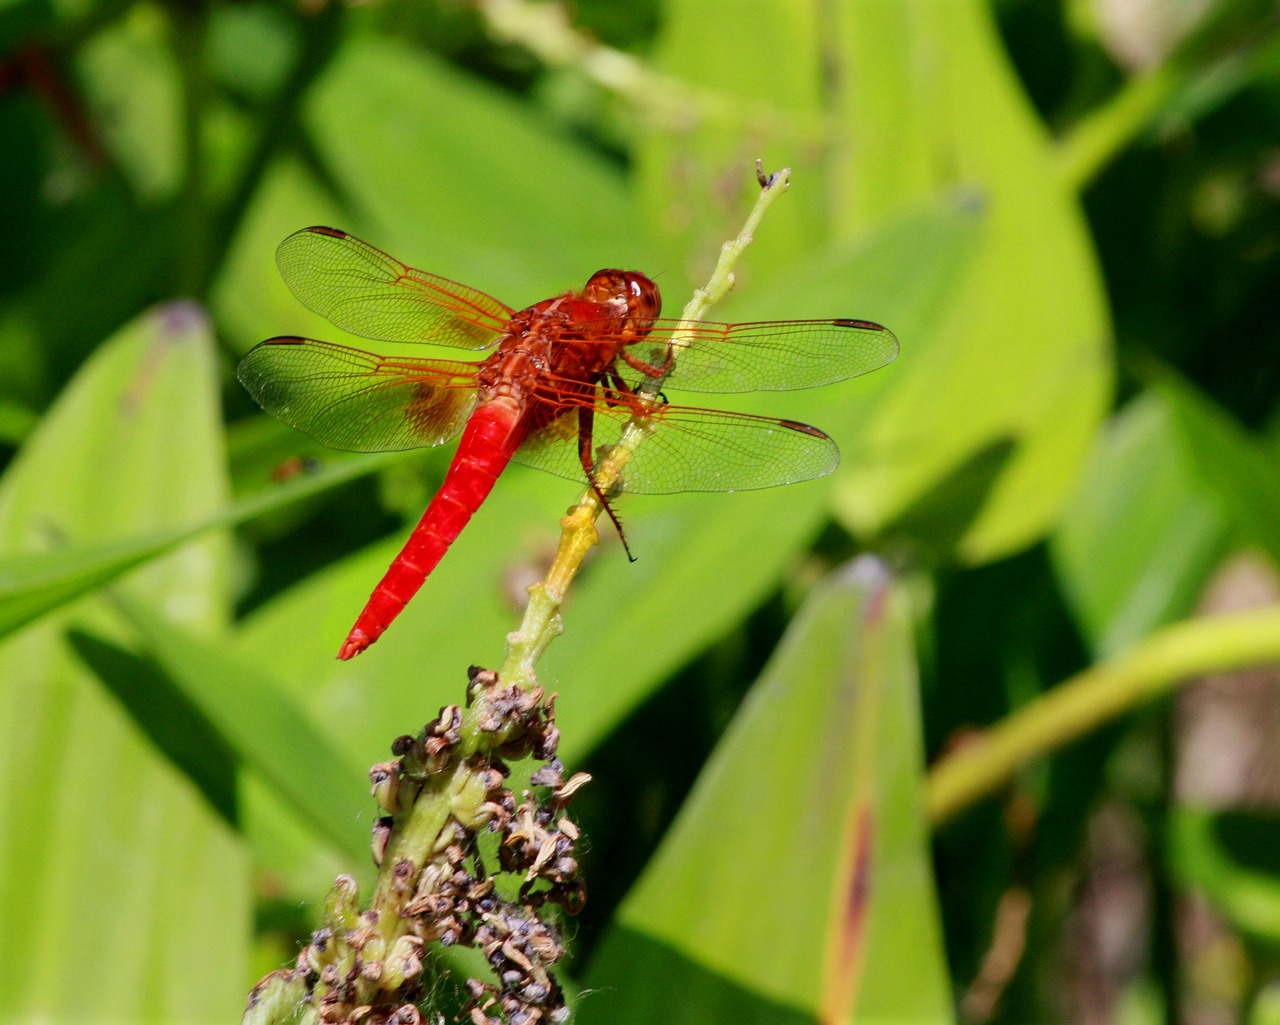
(926, 606), (1280, 826)
(1055, 63), (1178, 192)
(170, 0), (212, 297)
(500, 166), (794, 686)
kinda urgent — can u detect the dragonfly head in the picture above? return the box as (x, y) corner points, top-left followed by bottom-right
(582, 270), (662, 336)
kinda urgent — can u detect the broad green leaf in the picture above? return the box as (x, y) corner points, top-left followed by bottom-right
(0, 448), (400, 645)
(579, 559), (950, 1025)
(117, 597), (371, 864)
(636, 2), (829, 286)
(78, 3), (182, 200)
(68, 628), (240, 827)
(641, 0), (1113, 562)
(1054, 376), (1280, 657)
(302, 34), (656, 298)
(213, 31), (658, 380)
(1161, 377), (1280, 566)
(212, 157), (348, 353)
(0, 302), (244, 1023)
(1051, 390), (1228, 657)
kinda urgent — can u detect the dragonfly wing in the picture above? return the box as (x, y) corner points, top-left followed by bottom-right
(512, 399), (839, 495)
(276, 227), (514, 348)
(238, 337), (479, 452)
(619, 317), (899, 394)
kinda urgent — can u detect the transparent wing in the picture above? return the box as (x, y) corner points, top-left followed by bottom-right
(512, 398), (839, 495)
(237, 337), (480, 452)
(275, 227), (513, 349)
(610, 316), (898, 393)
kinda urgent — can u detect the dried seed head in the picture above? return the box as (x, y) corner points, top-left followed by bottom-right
(391, 859), (417, 894)
(262, 668), (585, 1025)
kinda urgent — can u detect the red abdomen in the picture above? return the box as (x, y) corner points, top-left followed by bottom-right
(338, 398), (523, 660)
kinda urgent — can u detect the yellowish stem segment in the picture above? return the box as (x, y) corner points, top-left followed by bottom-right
(500, 165), (794, 685)
(927, 606), (1280, 826)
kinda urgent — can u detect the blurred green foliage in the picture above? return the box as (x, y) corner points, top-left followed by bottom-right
(2, 0), (1280, 1022)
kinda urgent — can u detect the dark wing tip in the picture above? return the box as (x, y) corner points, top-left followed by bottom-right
(303, 225), (347, 238)
(836, 319), (901, 370)
(777, 419), (831, 440)
(237, 338), (305, 391)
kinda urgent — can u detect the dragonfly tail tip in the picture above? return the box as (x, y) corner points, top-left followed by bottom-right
(338, 629), (371, 660)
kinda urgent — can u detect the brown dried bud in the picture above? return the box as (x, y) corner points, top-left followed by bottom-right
(370, 762), (402, 813)
(553, 773), (591, 802)
(388, 1005), (422, 1025)
(371, 818), (393, 867)
(381, 936), (424, 991)
(390, 859), (417, 895)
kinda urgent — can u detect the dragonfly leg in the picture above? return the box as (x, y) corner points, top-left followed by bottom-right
(577, 404), (636, 562)
(621, 345), (673, 380)
(602, 369), (642, 411)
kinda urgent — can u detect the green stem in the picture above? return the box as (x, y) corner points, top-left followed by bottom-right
(370, 762), (466, 913)
(170, 0), (212, 297)
(1055, 63), (1179, 192)
(927, 606), (1280, 826)
(368, 673), (527, 913)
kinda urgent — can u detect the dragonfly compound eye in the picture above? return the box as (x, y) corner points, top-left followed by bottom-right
(582, 270), (661, 323)
(622, 272), (661, 322)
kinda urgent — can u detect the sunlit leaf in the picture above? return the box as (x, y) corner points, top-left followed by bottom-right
(1051, 390), (1228, 656)
(0, 302), (244, 1023)
(119, 598), (371, 864)
(579, 559), (950, 1024)
(641, 0), (1113, 562)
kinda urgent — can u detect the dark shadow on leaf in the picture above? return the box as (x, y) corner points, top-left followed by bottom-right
(67, 628), (239, 827)
(1213, 810), (1280, 875)
(578, 926), (811, 1025)
(883, 436), (1017, 563)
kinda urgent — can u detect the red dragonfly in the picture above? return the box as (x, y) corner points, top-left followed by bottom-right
(238, 227), (898, 659)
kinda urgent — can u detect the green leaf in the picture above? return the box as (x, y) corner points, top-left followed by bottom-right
(0, 302), (245, 1023)
(641, 0), (1113, 562)
(302, 34), (656, 294)
(117, 598), (372, 864)
(1170, 806), (1280, 943)
(1161, 377), (1280, 565)
(0, 444), (400, 645)
(1051, 390), (1228, 657)
(1054, 377), (1280, 657)
(579, 559), (950, 1024)
(68, 629), (240, 827)
(212, 31), (656, 359)
(79, 5), (183, 200)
